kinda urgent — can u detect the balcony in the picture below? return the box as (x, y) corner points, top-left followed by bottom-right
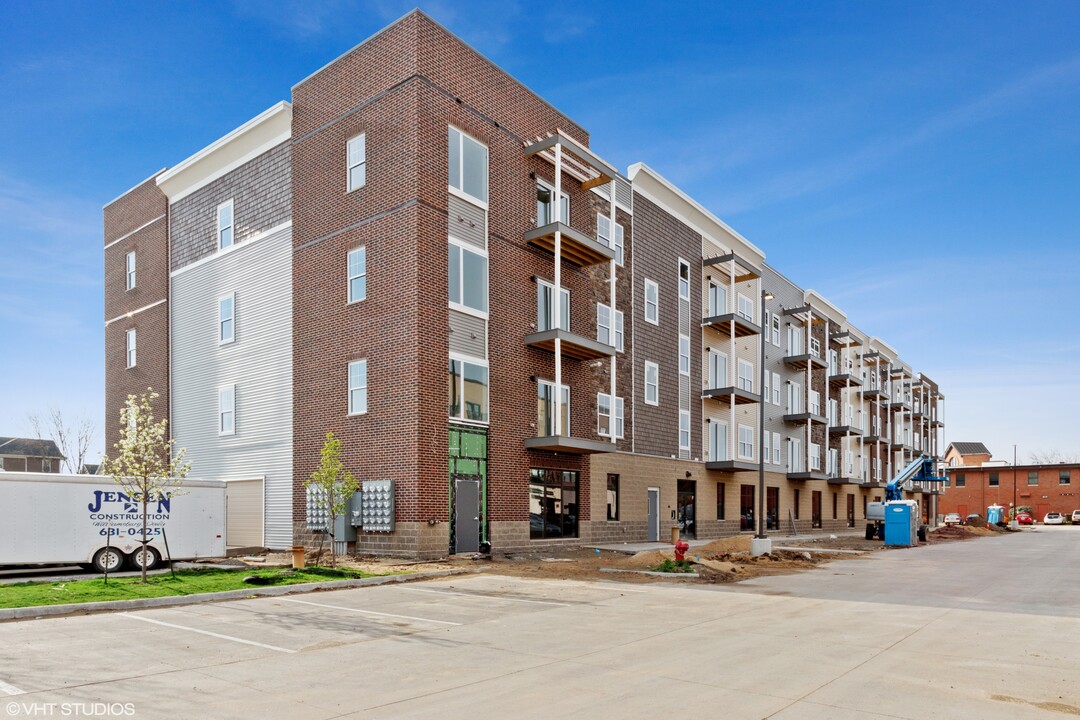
(788, 471), (830, 482)
(705, 459), (759, 472)
(931, 419), (945, 428)
(861, 351), (886, 366)
(702, 313), (760, 338)
(830, 330), (862, 347)
(525, 222), (614, 267)
(860, 387), (887, 401)
(888, 399), (912, 411)
(860, 480), (886, 489)
(702, 386), (760, 405)
(828, 474), (858, 486)
(828, 373), (862, 390)
(783, 353), (828, 371)
(783, 411), (827, 425)
(889, 441), (913, 452)
(864, 434), (886, 443)
(828, 424), (863, 437)
(525, 435), (615, 455)
(524, 328), (615, 361)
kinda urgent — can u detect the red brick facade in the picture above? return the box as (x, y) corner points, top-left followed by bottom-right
(941, 464), (1080, 519)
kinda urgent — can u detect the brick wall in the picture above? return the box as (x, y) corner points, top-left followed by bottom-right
(941, 465), (1080, 519)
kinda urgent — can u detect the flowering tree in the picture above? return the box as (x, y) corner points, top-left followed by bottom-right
(305, 432), (359, 567)
(100, 389), (191, 582)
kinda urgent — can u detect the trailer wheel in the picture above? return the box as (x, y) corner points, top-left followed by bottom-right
(129, 546), (161, 571)
(917, 525), (928, 543)
(865, 523), (876, 540)
(92, 547), (125, 574)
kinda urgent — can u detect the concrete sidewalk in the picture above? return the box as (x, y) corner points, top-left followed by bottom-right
(590, 528), (867, 554)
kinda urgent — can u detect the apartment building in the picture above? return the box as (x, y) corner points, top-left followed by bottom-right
(102, 10), (945, 557)
(941, 462), (1080, 520)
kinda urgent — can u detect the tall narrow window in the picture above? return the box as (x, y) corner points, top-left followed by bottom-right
(773, 431), (782, 465)
(347, 246), (367, 303)
(218, 385), (235, 435)
(448, 127), (488, 204)
(772, 372), (781, 405)
(607, 474), (620, 520)
(596, 213), (624, 265)
(448, 356), (489, 423)
(219, 294), (235, 344)
(536, 181), (569, 226)
(217, 200), (234, 249)
(597, 304), (625, 351)
(537, 280), (569, 332)
(598, 393), (624, 438)
(678, 260), (690, 300)
(771, 314), (781, 346)
(347, 134), (366, 191)
(644, 279), (659, 324)
(737, 359), (753, 392)
(125, 251), (136, 290)
(679, 335), (690, 375)
(679, 410), (691, 452)
(738, 425), (754, 459)
(737, 294), (753, 322)
(537, 381), (570, 436)
(448, 240), (488, 314)
(763, 430), (771, 465)
(348, 360), (368, 416)
(125, 328), (136, 368)
(644, 361), (659, 405)
(709, 282), (727, 316)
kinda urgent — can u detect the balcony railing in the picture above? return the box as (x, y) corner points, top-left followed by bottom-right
(525, 328), (615, 361)
(783, 353), (828, 371)
(525, 223), (614, 267)
(702, 313), (760, 338)
(702, 386), (760, 405)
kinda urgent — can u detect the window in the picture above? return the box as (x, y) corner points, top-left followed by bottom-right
(790, 438), (803, 472)
(348, 360), (368, 416)
(644, 279), (659, 324)
(788, 381), (802, 413)
(537, 280), (569, 332)
(43, 459), (52, 472)
(788, 325), (804, 355)
(347, 246), (367, 303)
(955, 473), (966, 487)
(218, 294), (235, 344)
(644, 361), (659, 405)
(709, 420), (728, 461)
(717, 482), (726, 520)
(598, 303), (624, 351)
(125, 251), (136, 290)
(1061, 470), (1072, 485)
(678, 260), (690, 300)
(448, 127), (488, 203)
(347, 134), (366, 191)
(709, 282), (727, 316)
(771, 314), (781, 346)
(597, 393), (624, 438)
(218, 384), (235, 435)
(810, 443), (821, 470)
(679, 335), (690, 375)
(1028, 471), (1039, 486)
(607, 474), (619, 521)
(529, 468), (578, 539)
(989, 472), (999, 487)
(793, 489), (801, 519)
(597, 213), (624, 265)
(125, 329), (136, 368)
(708, 349), (727, 388)
(737, 294), (753, 322)
(810, 390), (821, 416)
(737, 359), (753, 392)
(810, 338), (821, 358)
(679, 411), (691, 452)
(537, 381), (570, 436)
(773, 431), (782, 465)
(738, 425), (753, 459)
(763, 367), (770, 399)
(772, 372), (781, 405)
(536, 181), (569, 226)
(763, 431), (771, 465)
(217, 200), (234, 249)
(448, 240), (488, 314)
(449, 357), (488, 422)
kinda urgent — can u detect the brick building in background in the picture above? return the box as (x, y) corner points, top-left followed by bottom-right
(102, 10), (945, 557)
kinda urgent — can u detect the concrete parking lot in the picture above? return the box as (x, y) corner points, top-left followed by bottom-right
(1, 527), (1078, 719)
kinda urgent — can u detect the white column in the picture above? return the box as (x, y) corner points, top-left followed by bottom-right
(609, 179), (617, 444)
(553, 143), (563, 437)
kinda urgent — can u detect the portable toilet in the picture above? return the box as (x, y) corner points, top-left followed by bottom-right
(884, 500), (920, 547)
(986, 505), (1006, 526)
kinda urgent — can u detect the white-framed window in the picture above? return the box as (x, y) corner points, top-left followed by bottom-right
(773, 431), (782, 464)
(763, 368), (770, 400)
(738, 424), (754, 459)
(810, 443), (821, 471)
(449, 355), (488, 423)
(737, 359), (753, 392)
(763, 430), (771, 464)
(348, 359), (368, 416)
(448, 126), (488, 204)
(218, 293), (235, 344)
(644, 278), (659, 324)
(537, 279), (569, 332)
(125, 251), (136, 290)
(772, 372), (781, 405)
(347, 133), (366, 191)
(788, 381), (802, 413)
(708, 281), (727, 316)
(788, 325), (804, 355)
(846, 450), (855, 475)
(763, 309), (771, 335)
(708, 349), (727, 388)
(125, 328), (136, 368)
(217, 200), (234, 250)
(678, 260), (690, 300)
(679, 410), (691, 452)
(536, 179), (569, 226)
(679, 335), (690, 376)
(828, 349), (839, 375)
(598, 393), (625, 438)
(597, 303), (624, 351)
(810, 390), (821, 416)
(789, 438), (803, 472)
(596, 213), (624, 266)
(448, 238), (488, 315)
(709, 420), (728, 461)
(538, 380), (570, 436)
(644, 361), (659, 405)
(810, 338), (821, 358)
(218, 384), (235, 436)
(347, 246), (367, 303)
(771, 314), (781, 346)
(737, 294), (753, 322)
(43, 458), (52, 472)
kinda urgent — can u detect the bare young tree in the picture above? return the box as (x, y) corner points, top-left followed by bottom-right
(27, 408), (96, 474)
(1028, 449), (1080, 464)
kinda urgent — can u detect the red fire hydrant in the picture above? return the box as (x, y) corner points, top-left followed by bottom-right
(674, 538), (690, 561)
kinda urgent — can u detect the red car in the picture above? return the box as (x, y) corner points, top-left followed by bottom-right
(1015, 511), (1034, 525)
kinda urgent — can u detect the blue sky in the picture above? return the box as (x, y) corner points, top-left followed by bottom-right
(1, 1), (1078, 462)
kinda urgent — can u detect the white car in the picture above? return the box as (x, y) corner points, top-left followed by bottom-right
(1043, 512), (1065, 525)
(1072, 510), (1080, 524)
(943, 513), (962, 526)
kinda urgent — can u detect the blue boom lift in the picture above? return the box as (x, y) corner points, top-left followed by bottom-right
(866, 456), (947, 545)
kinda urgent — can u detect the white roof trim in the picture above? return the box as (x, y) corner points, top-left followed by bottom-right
(804, 289), (846, 324)
(868, 336), (900, 361)
(157, 101), (292, 203)
(627, 162), (765, 267)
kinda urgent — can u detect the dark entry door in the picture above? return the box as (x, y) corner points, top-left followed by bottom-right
(740, 484), (755, 531)
(766, 487), (779, 530)
(847, 494), (855, 527)
(677, 480), (696, 539)
(647, 489), (660, 541)
(812, 490), (822, 528)
(454, 477), (480, 553)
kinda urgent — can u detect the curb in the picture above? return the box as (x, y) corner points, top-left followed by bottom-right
(0, 568), (479, 622)
(599, 568), (700, 578)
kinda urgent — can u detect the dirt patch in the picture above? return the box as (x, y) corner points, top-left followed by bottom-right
(694, 535), (753, 555)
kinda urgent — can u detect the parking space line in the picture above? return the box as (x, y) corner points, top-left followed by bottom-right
(276, 597), (462, 625)
(0, 679), (25, 696)
(121, 613), (297, 653)
(404, 586), (570, 606)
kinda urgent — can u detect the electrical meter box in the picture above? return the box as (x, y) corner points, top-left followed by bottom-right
(360, 480), (395, 533)
(306, 485), (329, 532)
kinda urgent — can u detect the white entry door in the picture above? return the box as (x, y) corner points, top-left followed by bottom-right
(226, 479), (264, 548)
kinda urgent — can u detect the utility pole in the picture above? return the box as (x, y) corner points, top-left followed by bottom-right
(1012, 444), (1018, 522)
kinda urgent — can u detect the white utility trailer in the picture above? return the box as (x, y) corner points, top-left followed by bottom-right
(0, 471), (226, 572)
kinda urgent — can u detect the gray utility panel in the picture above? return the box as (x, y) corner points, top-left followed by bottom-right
(454, 477), (480, 553)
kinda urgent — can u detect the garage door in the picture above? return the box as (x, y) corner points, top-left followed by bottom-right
(226, 479), (264, 548)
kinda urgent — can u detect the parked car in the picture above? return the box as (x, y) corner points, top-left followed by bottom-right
(1071, 510), (1080, 524)
(1043, 512), (1064, 525)
(943, 513), (962, 526)
(1015, 511), (1033, 525)
(965, 514), (982, 525)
